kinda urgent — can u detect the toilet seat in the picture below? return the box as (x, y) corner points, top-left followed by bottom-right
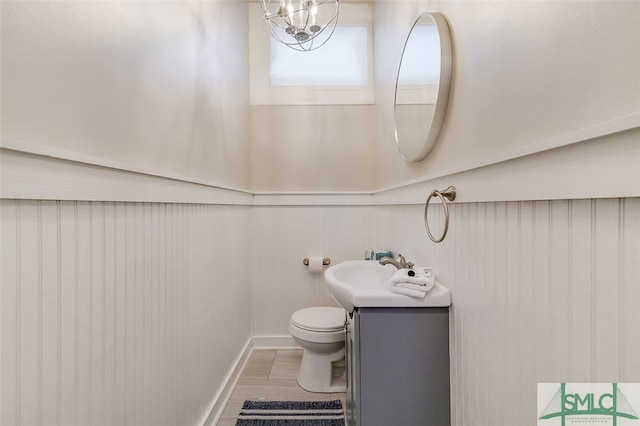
(291, 307), (345, 332)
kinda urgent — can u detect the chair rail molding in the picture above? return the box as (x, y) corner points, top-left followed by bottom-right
(2, 112), (638, 204)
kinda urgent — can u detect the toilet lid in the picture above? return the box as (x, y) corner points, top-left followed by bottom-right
(291, 307), (345, 332)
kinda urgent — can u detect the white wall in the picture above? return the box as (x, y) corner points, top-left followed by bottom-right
(376, 199), (640, 425)
(364, 8), (640, 422)
(251, 205), (375, 336)
(1, 1), (253, 424)
(3, 173), (639, 426)
(1, 1), (639, 425)
(0, 0), (250, 188)
(0, 199), (252, 426)
(248, 196), (640, 425)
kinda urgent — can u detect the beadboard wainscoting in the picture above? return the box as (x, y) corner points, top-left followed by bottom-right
(0, 200), (252, 426)
(375, 199), (640, 426)
(2, 196), (639, 426)
(2, 153), (639, 426)
(251, 206), (375, 338)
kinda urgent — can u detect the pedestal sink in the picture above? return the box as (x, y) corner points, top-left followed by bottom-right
(324, 260), (451, 312)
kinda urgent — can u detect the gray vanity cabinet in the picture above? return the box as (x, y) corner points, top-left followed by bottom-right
(346, 307), (450, 426)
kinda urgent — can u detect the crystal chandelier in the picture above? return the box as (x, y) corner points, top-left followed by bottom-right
(260, 0), (340, 52)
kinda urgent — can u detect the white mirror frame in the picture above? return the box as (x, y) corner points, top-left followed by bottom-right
(393, 12), (453, 162)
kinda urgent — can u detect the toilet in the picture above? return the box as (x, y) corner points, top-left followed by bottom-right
(289, 306), (347, 393)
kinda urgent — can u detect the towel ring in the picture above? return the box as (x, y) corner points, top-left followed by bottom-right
(424, 186), (456, 243)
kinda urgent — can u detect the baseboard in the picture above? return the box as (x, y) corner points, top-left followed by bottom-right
(198, 336), (301, 426)
(251, 335), (301, 350)
(200, 338), (253, 426)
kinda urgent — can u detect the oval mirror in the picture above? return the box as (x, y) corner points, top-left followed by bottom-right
(394, 12), (452, 162)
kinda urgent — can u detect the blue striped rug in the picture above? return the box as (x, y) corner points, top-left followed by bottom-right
(235, 400), (345, 426)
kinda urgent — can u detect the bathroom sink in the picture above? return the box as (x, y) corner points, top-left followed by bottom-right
(324, 260), (451, 312)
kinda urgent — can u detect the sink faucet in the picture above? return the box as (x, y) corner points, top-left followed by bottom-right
(378, 254), (414, 269)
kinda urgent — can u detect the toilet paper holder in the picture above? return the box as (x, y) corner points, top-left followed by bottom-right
(303, 257), (331, 266)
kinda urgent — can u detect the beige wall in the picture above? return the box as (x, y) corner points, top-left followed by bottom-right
(374, 0), (640, 187)
(4, 1), (636, 193)
(250, 105), (377, 192)
(249, 0), (639, 192)
(1, 1), (250, 188)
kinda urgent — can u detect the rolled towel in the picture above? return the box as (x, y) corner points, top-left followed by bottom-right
(389, 267), (435, 299)
(389, 267), (435, 286)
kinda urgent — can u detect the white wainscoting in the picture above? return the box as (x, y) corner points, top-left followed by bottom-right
(3, 146), (640, 426)
(2, 197), (639, 426)
(0, 200), (252, 426)
(250, 205), (375, 336)
(375, 199), (640, 426)
(246, 198), (639, 425)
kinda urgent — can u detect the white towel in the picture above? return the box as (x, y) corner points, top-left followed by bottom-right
(389, 267), (435, 299)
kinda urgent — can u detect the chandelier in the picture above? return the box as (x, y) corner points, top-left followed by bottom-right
(260, 0), (340, 52)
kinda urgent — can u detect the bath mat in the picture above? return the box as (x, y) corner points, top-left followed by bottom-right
(235, 400), (345, 426)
